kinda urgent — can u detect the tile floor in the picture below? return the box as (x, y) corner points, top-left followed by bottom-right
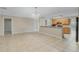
(0, 27), (79, 52)
(0, 32), (78, 52)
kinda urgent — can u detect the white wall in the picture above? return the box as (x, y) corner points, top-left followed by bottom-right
(39, 18), (51, 27)
(68, 17), (76, 42)
(0, 16), (4, 36)
(12, 17), (35, 34)
(39, 18), (46, 26)
(0, 15), (36, 36)
(47, 19), (51, 26)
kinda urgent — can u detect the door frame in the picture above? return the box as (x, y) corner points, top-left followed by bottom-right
(76, 17), (79, 42)
(4, 17), (12, 35)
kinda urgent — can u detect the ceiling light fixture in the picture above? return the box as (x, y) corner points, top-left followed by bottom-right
(32, 7), (40, 18)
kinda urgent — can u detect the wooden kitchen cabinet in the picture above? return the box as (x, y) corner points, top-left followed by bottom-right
(63, 27), (71, 34)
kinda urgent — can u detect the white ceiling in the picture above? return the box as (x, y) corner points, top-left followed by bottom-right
(0, 7), (78, 18)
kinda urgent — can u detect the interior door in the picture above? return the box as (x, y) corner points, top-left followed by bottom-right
(4, 18), (12, 34)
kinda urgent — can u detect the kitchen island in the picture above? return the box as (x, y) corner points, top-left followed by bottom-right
(39, 26), (63, 40)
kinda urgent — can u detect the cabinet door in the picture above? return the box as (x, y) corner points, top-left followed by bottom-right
(63, 27), (71, 34)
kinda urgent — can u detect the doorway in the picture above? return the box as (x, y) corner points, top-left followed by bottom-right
(4, 18), (12, 35)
